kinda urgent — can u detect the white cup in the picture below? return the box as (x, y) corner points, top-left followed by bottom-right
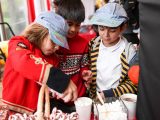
(74, 97), (92, 120)
(120, 93), (137, 120)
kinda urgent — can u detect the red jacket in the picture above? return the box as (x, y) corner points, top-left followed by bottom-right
(2, 36), (70, 114)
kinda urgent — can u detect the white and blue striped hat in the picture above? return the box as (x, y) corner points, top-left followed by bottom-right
(35, 11), (69, 49)
(90, 3), (128, 27)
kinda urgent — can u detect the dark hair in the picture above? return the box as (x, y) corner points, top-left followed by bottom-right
(57, 0), (85, 23)
(53, 0), (62, 6)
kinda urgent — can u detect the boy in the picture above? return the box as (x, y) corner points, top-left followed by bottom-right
(51, 0), (93, 113)
(84, 3), (137, 99)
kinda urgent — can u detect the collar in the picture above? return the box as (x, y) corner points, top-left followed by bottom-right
(99, 37), (124, 52)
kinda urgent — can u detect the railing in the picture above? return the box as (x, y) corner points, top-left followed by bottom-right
(0, 22), (15, 37)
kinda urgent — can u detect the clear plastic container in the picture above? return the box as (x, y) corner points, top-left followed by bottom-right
(93, 97), (128, 120)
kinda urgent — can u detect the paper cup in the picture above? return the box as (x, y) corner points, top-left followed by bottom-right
(74, 97), (92, 120)
(120, 93), (137, 120)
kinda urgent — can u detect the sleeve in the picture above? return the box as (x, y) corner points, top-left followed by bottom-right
(46, 67), (70, 93)
(80, 42), (90, 79)
(8, 38), (70, 93)
(103, 77), (137, 97)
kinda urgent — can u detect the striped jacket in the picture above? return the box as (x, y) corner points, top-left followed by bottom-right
(89, 36), (137, 99)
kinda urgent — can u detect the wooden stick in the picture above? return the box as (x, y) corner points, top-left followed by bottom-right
(96, 92), (108, 116)
(96, 92), (105, 105)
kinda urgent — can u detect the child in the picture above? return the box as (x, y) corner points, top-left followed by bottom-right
(2, 11), (77, 114)
(52, 0), (61, 12)
(84, 3), (137, 99)
(52, 0), (93, 113)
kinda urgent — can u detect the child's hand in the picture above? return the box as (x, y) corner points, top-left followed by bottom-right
(82, 70), (92, 87)
(57, 80), (78, 103)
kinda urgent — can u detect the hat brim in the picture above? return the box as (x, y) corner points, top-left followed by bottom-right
(49, 29), (69, 49)
(90, 15), (126, 28)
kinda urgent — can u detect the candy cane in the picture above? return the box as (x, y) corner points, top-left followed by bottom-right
(8, 115), (17, 120)
(8, 113), (24, 120)
(35, 84), (45, 120)
(69, 112), (78, 120)
(44, 86), (50, 118)
(8, 105), (79, 120)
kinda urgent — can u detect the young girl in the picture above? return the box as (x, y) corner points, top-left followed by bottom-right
(2, 11), (77, 114)
(83, 3), (137, 99)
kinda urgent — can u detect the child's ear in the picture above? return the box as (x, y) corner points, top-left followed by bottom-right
(120, 23), (127, 33)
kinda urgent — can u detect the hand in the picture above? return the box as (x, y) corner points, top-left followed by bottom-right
(57, 80), (78, 103)
(82, 70), (92, 87)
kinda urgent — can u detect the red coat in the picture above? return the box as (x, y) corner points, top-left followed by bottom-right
(2, 36), (70, 114)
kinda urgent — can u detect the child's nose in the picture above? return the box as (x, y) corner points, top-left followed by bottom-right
(103, 29), (110, 37)
(70, 26), (76, 32)
(54, 45), (59, 51)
